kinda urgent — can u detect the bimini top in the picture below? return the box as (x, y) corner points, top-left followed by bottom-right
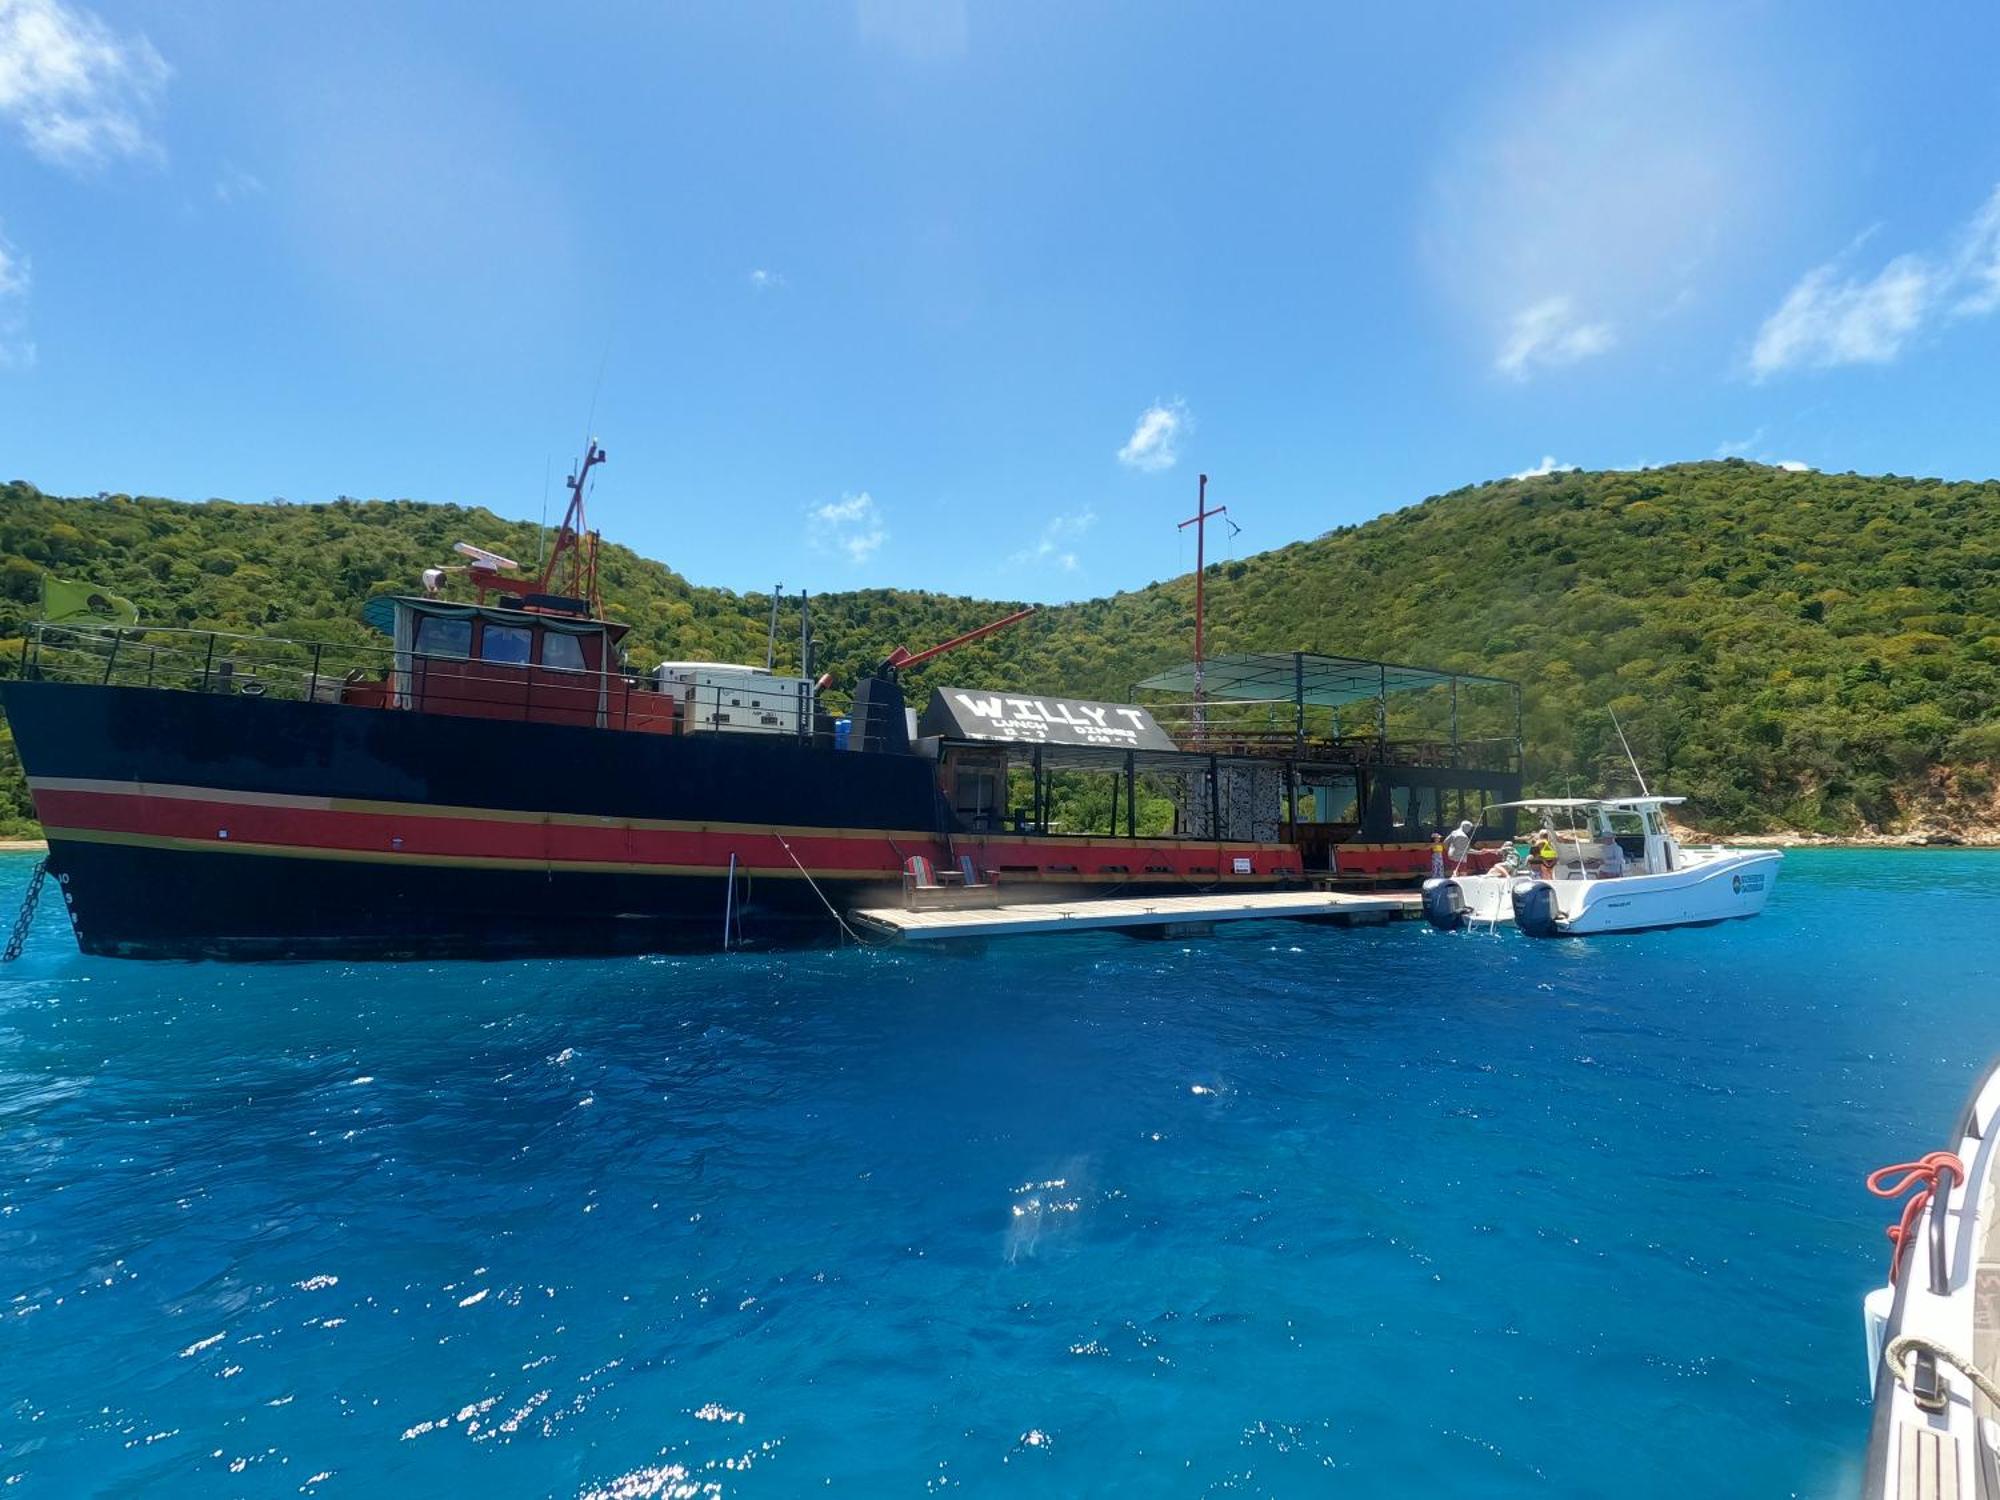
(1134, 651), (1515, 707)
(1487, 796), (1686, 812)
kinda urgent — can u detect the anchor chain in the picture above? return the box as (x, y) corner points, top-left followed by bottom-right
(3, 857), (48, 963)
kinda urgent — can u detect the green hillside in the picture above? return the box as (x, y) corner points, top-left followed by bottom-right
(4, 459), (1998, 837)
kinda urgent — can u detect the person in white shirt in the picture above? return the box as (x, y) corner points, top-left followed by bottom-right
(1444, 819), (1475, 872)
(1596, 828), (1627, 878)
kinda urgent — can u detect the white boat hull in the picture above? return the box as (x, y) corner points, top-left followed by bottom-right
(1517, 848), (1781, 936)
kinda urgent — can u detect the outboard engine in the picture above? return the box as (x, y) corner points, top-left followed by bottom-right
(1511, 878), (1560, 938)
(1421, 877), (1467, 932)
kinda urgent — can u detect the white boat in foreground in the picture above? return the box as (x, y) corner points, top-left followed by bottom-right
(1861, 1057), (2000, 1500)
(1420, 796), (1781, 937)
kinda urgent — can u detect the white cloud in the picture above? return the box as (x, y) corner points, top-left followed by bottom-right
(1714, 427), (1765, 458)
(213, 163), (263, 204)
(855, 0), (968, 62)
(1713, 430), (1812, 471)
(0, 223), (32, 369)
(1751, 185), (2000, 378)
(0, 0), (169, 169)
(1116, 400), (1188, 473)
(747, 268), (784, 292)
(1426, 14), (1776, 379)
(1010, 508), (1095, 572)
(810, 491), (887, 564)
(1953, 188), (2000, 316)
(1509, 455), (1576, 481)
(1495, 297), (1615, 379)
(1749, 257), (1932, 376)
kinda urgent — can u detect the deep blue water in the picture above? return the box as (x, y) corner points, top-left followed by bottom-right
(2, 850), (1996, 1497)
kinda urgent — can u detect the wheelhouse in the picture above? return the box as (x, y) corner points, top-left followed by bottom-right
(1489, 796), (1689, 877)
(343, 595), (679, 733)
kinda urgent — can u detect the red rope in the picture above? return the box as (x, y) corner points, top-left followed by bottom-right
(1867, 1151), (1966, 1284)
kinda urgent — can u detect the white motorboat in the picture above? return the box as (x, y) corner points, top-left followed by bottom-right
(1860, 1057), (2000, 1499)
(1420, 796), (1781, 937)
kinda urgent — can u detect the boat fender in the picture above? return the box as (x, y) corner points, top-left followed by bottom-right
(1421, 878), (1467, 932)
(1512, 878), (1560, 938)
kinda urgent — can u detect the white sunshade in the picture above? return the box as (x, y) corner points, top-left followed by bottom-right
(1485, 795), (1686, 813)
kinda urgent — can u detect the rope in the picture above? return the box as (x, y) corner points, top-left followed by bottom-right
(773, 834), (893, 948)
(2, 858), (48, 963)
(1885, 1333), (2000, 1412)
(1868, 1152), (1966, 1284)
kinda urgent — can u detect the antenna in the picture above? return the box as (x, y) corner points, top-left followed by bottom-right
(539, 439), (607, 616)
(766, 582), (784, 671)
(1177, 473), (1230, 745)
(536, 455), (552, 573)
(1608, 705), (1650, 797)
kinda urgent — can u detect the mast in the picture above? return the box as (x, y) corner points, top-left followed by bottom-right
(541, 440), (607, 616)
(1178, 473), (1228, 744)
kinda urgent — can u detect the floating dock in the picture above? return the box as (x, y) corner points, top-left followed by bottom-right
(848, 888), (1419, 943)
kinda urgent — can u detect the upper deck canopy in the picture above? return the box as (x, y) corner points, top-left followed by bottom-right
(1134, 651), (1514, 706)
(1489, 796), (1685, 812)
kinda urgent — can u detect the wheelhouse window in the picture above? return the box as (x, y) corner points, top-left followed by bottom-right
(414, 615), (471, 659)
(540, 631), (586, 671)
(479, 624), (533, 664)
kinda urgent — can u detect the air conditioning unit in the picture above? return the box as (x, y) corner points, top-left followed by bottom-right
(652, 664), (811, 736)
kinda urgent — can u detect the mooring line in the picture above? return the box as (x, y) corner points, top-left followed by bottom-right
(772, 835), (893, 948)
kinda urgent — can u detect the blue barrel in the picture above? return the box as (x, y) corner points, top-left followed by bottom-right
(834, 716), (852, 751)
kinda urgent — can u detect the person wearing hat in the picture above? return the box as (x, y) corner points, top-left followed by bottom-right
(1444, 818), (1476, 873)
(1429, 830), (1446, 879)
(1595, 827), (1627, 878)
(1531, 826), (1559, 879)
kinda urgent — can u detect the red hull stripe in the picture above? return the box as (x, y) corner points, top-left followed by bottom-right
(33, 782), (1306, 883)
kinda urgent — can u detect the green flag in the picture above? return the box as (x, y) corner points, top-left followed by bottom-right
(41, 576), (139, 626)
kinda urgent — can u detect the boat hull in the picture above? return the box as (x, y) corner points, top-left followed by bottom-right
(1860, 1056), (2000, 1499)
(2, 680), (1306, 959)
(1516, 849), (1782, 937)
(1422, 872), (1516, 929)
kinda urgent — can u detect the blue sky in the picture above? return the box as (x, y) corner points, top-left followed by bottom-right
(1, 2), (1997, 602)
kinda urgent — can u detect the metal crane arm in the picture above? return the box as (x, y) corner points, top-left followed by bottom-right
(878, 606), (1037, 675)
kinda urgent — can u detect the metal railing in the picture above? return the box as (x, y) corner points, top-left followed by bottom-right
(13, 622), (830, 743)
(13, 622), (657, 730)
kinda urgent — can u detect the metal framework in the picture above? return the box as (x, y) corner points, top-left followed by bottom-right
(1134, 650), (1523, 768)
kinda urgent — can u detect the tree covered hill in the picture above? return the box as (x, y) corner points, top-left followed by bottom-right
(3, 459), (1997, 836)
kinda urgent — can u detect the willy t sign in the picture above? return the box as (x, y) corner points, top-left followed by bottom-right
(919, 688), (1180, 752)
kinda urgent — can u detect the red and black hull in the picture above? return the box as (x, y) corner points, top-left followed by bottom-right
(1, 681), (1305, 959)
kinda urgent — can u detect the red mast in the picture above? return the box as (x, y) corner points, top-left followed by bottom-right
(542, 440), (607, 617)
(461, 439), (609, 617)
(1178, 473), (1227, 744)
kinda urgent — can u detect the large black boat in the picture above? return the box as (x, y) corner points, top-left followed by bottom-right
(2, 452), (1521, 959)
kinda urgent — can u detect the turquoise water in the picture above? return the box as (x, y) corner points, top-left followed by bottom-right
(1, 849), (1995, 1496)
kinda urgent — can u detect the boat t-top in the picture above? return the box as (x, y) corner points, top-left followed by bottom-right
(1422, 795), (1781, 937)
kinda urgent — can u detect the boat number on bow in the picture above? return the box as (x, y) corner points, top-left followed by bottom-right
(1733, 872), (1766, 894)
